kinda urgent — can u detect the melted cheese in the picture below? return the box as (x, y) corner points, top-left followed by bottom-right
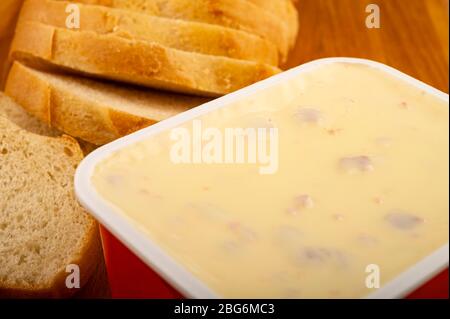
(92, 62), (449, 298)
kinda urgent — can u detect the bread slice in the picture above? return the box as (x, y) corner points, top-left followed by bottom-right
(0, 84), (98, 155)
(59, 0), (292, 61)
(19, 0), (278, 66)
(5, 62), (210, 145)
(10, 21), (280, 97)
(0, 87), (59, 137)
(247, 0), (299, 48)
(0, 93), (101, 297)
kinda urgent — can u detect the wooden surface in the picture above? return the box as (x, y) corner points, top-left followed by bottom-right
(75, 249), (111, 298)
(285, 0), (449, 93)
(1, 0), (448, 298)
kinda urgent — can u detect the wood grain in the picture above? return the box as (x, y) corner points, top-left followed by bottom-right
(285, 0), (449, 93)
(1, 0), (447, 298)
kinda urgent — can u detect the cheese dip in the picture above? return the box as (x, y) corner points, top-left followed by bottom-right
(92, 62), (449, 298)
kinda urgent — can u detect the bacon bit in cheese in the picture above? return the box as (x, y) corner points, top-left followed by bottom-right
(399, 101), (409, 109)
(295, 195), (314, 208)
(295, 247), (348, 267)
(287, 195), (314, 215)
(327, 128), (343, 136)
(373, 197), (383, 205)
(385, 211), (424, 230)
(295, 107), (323, 124)
(339, 156), (374, 172)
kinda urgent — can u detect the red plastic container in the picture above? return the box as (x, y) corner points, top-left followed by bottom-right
(76, 59), (450, 299)
(100, 226), (448, 299)
(100, 226), (183, 299)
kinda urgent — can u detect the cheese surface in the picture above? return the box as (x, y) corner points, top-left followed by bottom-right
(92, 62), (449, 298)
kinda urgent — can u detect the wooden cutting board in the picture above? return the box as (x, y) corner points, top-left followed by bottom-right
(1, 0), (447, 298)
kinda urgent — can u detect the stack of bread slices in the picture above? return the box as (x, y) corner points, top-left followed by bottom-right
(0, 0), (298, 297)
(5, 0), (300, 145)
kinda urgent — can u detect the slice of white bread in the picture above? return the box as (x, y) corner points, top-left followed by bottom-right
(10, 21), (281, 97)
(0, 92), (98, 154)
(19, 0), (278, 66)
(0, 93), (101, 297)
(0, 88), (59, 137)
(5, 62), (210, 145)
(247, 0), (298, 48)
(59, 0), (293, 61)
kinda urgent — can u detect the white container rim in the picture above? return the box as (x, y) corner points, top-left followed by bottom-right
(75, 57), (449, 299)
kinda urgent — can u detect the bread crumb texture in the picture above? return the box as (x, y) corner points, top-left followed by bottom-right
(0, 96), (98, 297)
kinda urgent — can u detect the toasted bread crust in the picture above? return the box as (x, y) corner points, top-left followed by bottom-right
(248, 0), (299, 49)
(62, 0), (293, 61)
(5, 62), (154, 145)
(19, 0), (278, 66)
(5, 62), (206, 145)
(10, 21), (281, 97)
